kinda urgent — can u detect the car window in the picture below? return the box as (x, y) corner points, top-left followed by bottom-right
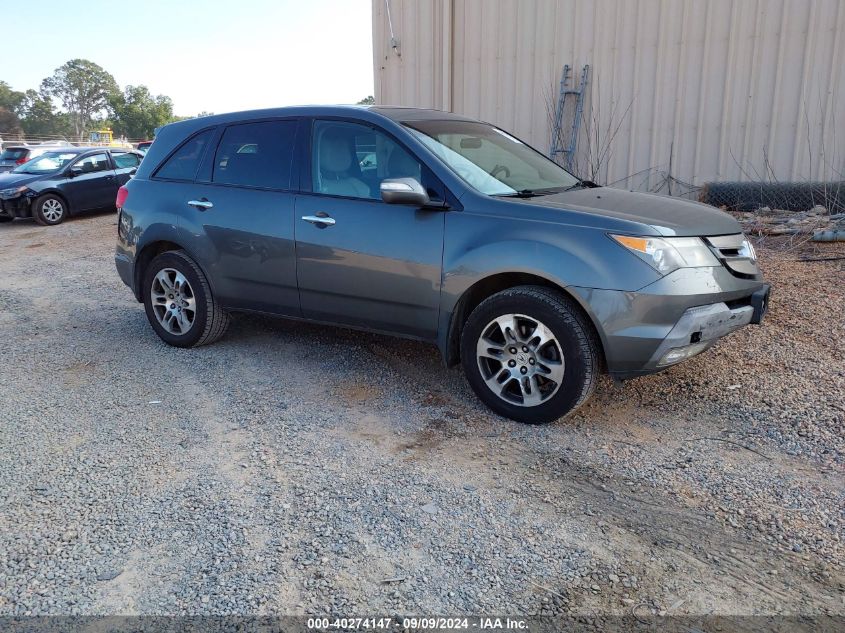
(155, 129), (214, 181)
(312, 120), (423, 200)
(405, 120), (579, 195)
(1, 148), (29, 160)
(112, 152), (140, 169)
(211, 121), (297, 189)
(73, 153), (111, 173)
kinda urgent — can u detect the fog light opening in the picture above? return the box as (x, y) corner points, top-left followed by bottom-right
(657, 342), (709, 367)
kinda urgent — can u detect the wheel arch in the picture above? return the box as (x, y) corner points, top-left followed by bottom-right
(32, 189), (71, 215)
(133, 240), (212, 303)
(441, 272), (608, 372)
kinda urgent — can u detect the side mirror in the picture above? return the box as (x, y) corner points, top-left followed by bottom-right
(68, 166), (83, 178)
(380, 177), (430, 206)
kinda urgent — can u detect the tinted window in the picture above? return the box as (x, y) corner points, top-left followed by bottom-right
(155, 129), (213, 181)
(73, 153), (110, 173)
(112, 152), (141, 168)
(212, 121), (297, 189)
(1, 148), (29, 160)
(312, 120), (423, 200)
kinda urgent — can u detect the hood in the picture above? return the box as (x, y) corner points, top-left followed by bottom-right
(522, 187), (741, 237)
(0, 172), (45, 190)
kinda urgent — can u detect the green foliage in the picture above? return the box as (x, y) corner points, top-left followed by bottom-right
(40, 59), (119, 140)
(357, 95), (375, 105)
(108, 85), (175, 140)
(18, 89), (72, 138)
(0, 81), (25, 115)
(0, 108), (23, 136)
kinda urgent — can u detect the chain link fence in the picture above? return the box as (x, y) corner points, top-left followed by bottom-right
(699, 181), (845, 214)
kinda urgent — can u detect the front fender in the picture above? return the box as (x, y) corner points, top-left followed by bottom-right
(438, 212), (660, 361)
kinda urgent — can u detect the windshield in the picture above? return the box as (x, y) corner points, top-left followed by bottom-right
(404, 120), (579, 195)
(12, 151), (79, 174)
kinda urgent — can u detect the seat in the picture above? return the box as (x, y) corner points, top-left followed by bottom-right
(317, 131), (370, 198)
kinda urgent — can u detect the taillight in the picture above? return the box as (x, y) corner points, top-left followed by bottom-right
(15, 157), (27, 165)
(116, 185), (129, 209)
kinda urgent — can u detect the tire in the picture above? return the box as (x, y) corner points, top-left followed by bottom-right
(0, 216), (12, 223)
(142, 250), (229, 348)
(460, 285), (600, 424)
(33, 194), (68, 226)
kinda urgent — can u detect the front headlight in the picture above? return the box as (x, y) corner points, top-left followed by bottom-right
(738, 236), (757, 264)
(611, 234), (719, 275)
(0, 185), (28, 199)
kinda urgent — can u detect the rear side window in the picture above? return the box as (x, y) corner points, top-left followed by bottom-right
(1, 148), (28, 160)
(212, 121), (297, 189)
(113, 153), (141, 168)
(155, 129), (213, 181)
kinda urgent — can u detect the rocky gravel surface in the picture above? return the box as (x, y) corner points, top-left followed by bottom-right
(0, 213), (842, 617)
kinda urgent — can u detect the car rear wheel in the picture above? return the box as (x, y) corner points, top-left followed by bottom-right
(0, 216), (12, 223)
(143, 250), (229, 348)
(33, 194), (67, 226)
(460, 285), (600, 424)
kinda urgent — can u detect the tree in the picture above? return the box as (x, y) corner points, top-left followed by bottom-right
(357, 95), (375, 105)
(0, 108), (23, 136)
(108, 85), (175, 139)
(40, 59), (118, 140)
(0, 81), (25, 115)
(18, 90), (72, 138)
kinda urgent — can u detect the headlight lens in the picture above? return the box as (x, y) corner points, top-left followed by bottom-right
(611, 234), (719, 274)
(739, 236), (757, 263)
(0, 185), (28, 199)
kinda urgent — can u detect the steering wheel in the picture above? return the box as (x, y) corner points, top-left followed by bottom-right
(490, 164), (511, 179)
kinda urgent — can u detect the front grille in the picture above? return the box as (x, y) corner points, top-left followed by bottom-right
(705, 234), (759, 278)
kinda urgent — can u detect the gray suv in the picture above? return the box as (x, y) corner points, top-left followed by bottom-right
(115, 106), (769, 424)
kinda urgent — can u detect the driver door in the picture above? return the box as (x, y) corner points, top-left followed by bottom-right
(63, 152), (118, 211)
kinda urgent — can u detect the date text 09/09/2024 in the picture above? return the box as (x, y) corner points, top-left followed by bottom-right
(306, 617), (529, 630)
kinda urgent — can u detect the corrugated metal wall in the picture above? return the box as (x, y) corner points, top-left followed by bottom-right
(373, 0), (845, 194)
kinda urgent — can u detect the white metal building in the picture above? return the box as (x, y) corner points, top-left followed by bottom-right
(372, 0), (845, 194)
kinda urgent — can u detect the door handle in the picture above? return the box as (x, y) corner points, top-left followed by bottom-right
(188, 199), (213, 211)
(301, 214), (336, 227)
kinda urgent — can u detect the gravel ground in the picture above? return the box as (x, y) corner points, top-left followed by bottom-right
(0, 212), (842, 617)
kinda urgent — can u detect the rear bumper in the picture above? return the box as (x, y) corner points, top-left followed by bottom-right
(115, 251), (135, 294)
(570, 267), (769, 378)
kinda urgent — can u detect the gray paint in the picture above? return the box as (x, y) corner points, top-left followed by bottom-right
(116, 105), (767, 377)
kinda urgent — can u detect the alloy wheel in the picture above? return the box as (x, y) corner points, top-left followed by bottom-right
(150, 268), (196, 335)
(476, 313), (565, 406)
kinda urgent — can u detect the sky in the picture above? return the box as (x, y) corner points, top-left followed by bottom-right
(1, 0), (374, 116)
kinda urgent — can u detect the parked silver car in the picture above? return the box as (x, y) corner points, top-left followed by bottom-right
(115, 106), (770, 424)
(0, 143), (72, 173)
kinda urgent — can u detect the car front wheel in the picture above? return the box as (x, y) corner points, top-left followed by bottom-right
(143, 250), (229, 348)
(460, 285), (600, 424)
(33, 194), (67, 226)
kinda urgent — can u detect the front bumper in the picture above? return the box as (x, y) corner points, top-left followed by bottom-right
(571, 266), (769, 377)
(0, 196), (32, 218)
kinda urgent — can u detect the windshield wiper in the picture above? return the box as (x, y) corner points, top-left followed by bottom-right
(495, 188), (558, 198)
(561, 179), (600, 192)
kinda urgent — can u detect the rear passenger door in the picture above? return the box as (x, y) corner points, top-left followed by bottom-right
(177, 119), (301, 316)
